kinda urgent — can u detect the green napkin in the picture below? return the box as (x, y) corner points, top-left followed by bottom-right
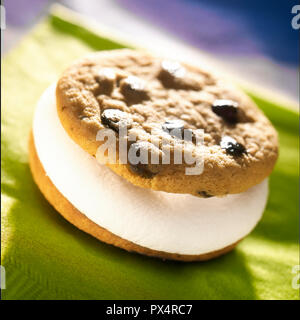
(2, 8), (299, 300)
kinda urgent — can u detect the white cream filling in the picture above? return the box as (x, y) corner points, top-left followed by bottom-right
(33, 85), (268, 255)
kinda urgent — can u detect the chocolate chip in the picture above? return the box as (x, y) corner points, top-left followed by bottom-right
(162, 120), (194, 142)
(197, 191), (213, 198)
(101, 109), (132, 133)
(128, 141), (160, 179)
(162, 119), (184, 138)
(212, 99), (239, 123)
(96, 68), (116, 94)
(129, 163), (157, 179)
(161, 60), (186, 79)
(124, 76), (145, 90)
(97, 68), (116, 81)
(220, 136), (247, 156)
(158, 60), (188, 89)
(120, 76), (149, 103)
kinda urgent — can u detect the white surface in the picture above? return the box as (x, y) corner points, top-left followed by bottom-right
(33, 85), (268, 255)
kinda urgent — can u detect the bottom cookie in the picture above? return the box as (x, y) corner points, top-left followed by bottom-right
(29, 132), (240, 262)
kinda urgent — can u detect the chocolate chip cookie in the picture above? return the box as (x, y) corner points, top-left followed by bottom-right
(56, 49), (278, 197)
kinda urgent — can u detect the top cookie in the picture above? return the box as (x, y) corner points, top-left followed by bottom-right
(56, 49), (278, 197)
